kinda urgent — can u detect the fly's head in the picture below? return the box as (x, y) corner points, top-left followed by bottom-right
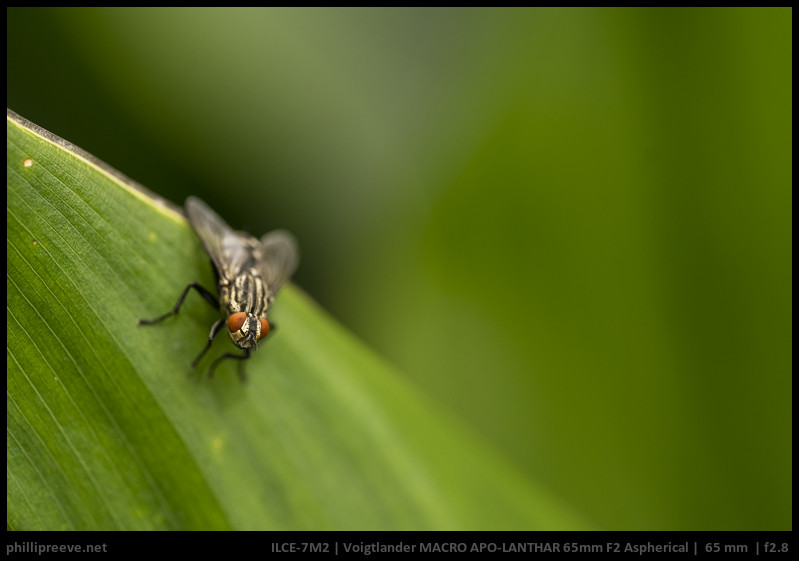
(227, 312), (269, 350)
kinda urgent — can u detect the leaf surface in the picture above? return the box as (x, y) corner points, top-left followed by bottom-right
(6, 110), (586, 530)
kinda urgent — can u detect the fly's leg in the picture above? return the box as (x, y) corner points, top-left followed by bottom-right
(191, 318), (225, 367)
(207, 348), (252, 382)
(137, 282), (219, 325)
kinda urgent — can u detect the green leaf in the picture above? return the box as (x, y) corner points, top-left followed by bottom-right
(6, 109), (588, 530)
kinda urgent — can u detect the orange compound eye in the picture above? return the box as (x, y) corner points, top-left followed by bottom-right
(227, 312), (247, 333)
(259, 318), (270, 339)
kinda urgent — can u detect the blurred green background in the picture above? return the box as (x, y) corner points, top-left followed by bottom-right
(7, 7), (791, 529)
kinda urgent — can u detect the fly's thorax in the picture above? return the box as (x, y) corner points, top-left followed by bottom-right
(218, 268), (269, 318)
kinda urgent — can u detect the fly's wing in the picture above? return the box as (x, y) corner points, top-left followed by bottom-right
(184, 197), (250, 281)
(257, 230), (300, 299)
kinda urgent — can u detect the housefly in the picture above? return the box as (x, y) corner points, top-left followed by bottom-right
(138, 196), (299, 380)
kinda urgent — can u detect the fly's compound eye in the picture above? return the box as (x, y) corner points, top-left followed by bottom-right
(259, 318), (270, 340)
(227, 312), (247, 333)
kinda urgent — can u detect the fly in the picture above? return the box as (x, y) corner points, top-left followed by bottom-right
(137, 196), (299, 380)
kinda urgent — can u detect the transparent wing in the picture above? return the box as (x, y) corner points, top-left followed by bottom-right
(184, 196), (250, 281)
(257, 229), (300, 297)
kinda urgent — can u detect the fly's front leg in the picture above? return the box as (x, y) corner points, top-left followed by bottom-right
(191, 318), (225, 368)
(137, 282), (219, 325)
(207, 348), (252, 382)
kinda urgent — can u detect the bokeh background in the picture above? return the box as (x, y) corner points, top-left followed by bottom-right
(7, 7), (791, 529)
